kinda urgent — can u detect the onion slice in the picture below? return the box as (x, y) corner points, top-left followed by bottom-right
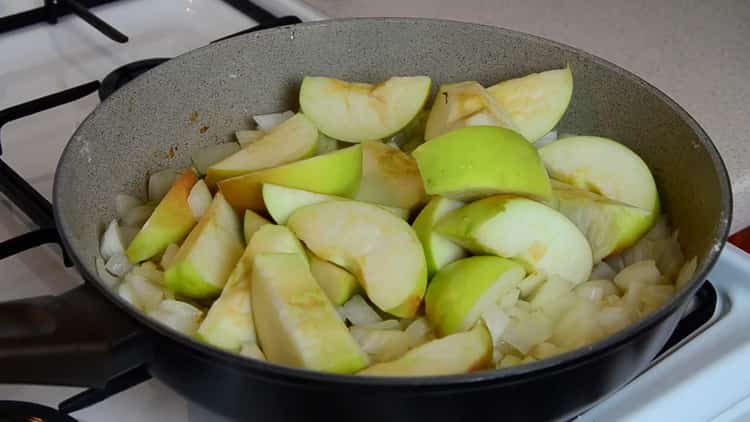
(105, 253), (133, 277)
(148, 169), (179, 202)
(191, 143), (241, 175)
(235, 130), (265, 146)
(253, 110), (294, 132)
(340, 295), (382, 325)
(239, 343), (266, 360)
(95, 256), (120, 288)
(100, 219), (125, 261)
(122, 204), (155, 227)
(187, 179), (212, 219)
(160, 243), (180, 269)
(115, 194), (142, 220)
(147, 299), (203, 335)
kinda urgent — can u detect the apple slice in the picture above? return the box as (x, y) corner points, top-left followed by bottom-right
(538, 136), (660, 215)
(299, 76), (431, 143)
(424, 81), (517, 141)
(205, 113), (319, 187)
(359, 324), (491, 376)
(164, 192), (244, 299)
(413, 126), (552, 201)
(218, 144), (362, 212)
(553, 183), (654, 261)
(251, 253), (368, 373)
(262, 183), (408, 224)
(425, 256), (526, 337)
(412, 196), (467, 277)
(287, 201), (427, 318)
(196, 224), (306, 350)
(436, 195), (593, 284)
(126, 170), (198, 263)
(243, 210), (271, 244)
(307, 249), (360, 306)
(352, 141), (426, 210)
(486, 67), (573, 142)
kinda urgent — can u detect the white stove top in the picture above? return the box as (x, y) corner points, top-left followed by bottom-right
(1, 1), (749, 421)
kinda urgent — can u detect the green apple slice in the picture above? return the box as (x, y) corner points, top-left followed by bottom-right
(243, 210), (271, 244)
(251, 253), (368, 373)
(486, 67), (573, 142)
(196, 224), (307, 350)
(218, 144), (362, 211)
(413, 126), (552, 201)
(553, 182), (654, 261)
(299, 76), (432, 143)
(261, 183), (408, 224)
(205, 113), (318, 187)
(358, 324), (491, 376)
(425, 256), (526, 337)
(164, 192), (244, 298)
(287, 201), (427, 318)
(538, 136), (660, 215)
(352, 141), (426, 210)
(307, 249), (360, 306)
(412, 196), (467, 277)
(424, 81), (517, 141)
(126, 170), (198, 263)
(436, 195), (593, 284)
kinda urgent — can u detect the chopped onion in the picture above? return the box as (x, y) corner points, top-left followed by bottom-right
(676, 257), (698, 289)
(122, 204), (155, 227)
(551, 299), (604, 350)
(403, 317), (432, 348)
(239, 343), (266, 360)
(502, 306), (553, 354)
(645, 215), (671, 240)
(124, 273), (164, 312)
(253, 110), (294, 132)
(120, 226), (139, 249)
(100, 219), (126, 261)
(105, 253), (132, 277)
(602, 294), (622, 307)
(191, 143), (241, 175)
(317, 135), (339, 155)
(498, 287), (521, 310)
(187, 179), (212, 219)
(340, 295), (381, 325)
(131, 262), (164, 286)
(529, 276), (576, 318)
(115, 194), (142, 220)
(350, 328), (410, 364)
(160, 243), (180, 269)
(148, 168), (179, 202)
(353, 319), (401, 330)
(481, 305), (510, 346)
(498, 355), (522, 368)
(575, 280), (618, 303)
(147, 299), (203, 335)
(614, 260), (662, 290)
(236, 129), (266, 146)
(95, 256), (120, 288)
(521, 355), (537, 364)
(622, 281), (645, 310)
(590, 261), (616, 280)
(492, 347), (504, 365)
(621, 238), (657, 267)
(604, 254), (626, 273)
(654, 236), (685, 279)
(598, 306), (635, 335)
(534, 131), (557, 148)
(530, 342), (561, 360)
(518, 273), (546, 298)
(118, 282), (141, 308)
(640, 284), (676, 314)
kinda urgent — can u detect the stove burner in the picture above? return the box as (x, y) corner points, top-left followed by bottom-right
(0, 401), (77, 422)
(98, 58), (169, 101)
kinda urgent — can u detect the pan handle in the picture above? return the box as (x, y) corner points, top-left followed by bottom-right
(0, 283), (150, 387)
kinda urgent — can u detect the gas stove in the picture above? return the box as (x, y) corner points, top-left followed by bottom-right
(0, 1), (749, 421)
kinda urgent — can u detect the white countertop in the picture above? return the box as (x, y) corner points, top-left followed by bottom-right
(301, 0), (750, 233)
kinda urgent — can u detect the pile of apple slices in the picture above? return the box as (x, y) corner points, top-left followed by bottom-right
(96, 68), (698, 376)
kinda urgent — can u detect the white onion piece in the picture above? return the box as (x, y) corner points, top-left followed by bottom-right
(105, 253), (132, 277)
(316, 135), (339, 155)
(623, 281), (645, 310)
(118, 282), (141, 308)
(676, 257), (698, 289)
(115, 194), (142, 220)
(120, 226), (139, 249)
(147, 299), (203, 335)
(598, 306), (634, 335)
(575, 280), (618, 303)
(481, 305), (510, 346)
(124, 273), (164, 312)
(95, 256), (120, 288)
(253, 110), (294, 132)
(604, 254), (626, 273)
(131, 262), (164, 286)
(122, 204), (155, 227)
(340, 295), (381, 325)
(353, 319), (401, 330)
(641, 284), (676, 314)
(530, 342), (561, 360)
(551, 299), (603, 350)
(235, 130), (265, 146)
(100, 219), (125, 261)
(645, 215), (671, 240)
(492, 348), (504, 365)
(498, 355), (522, 368)
(160, 243), (180, 269)
(590, 261), (616, 280)
(614, 260), (661, 290)
(239, 343), (266, 360)
(518, 273), (546, 298)
(350, 328), (409, 364)
(403, 317), (432, 348)
(191, 143), (241, 175)
(148, 169), (179, 202)
(654, 236), (685, 278)
(502, 306), (553, 354)
(534, 130), (557, 148)
(529, 276), (576, 319)
(187, 180), (212, 220)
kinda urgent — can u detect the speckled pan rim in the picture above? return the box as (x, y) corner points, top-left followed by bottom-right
(53, 17), (732, 388)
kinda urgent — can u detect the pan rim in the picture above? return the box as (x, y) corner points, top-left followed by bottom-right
(53, 16), (733, 387)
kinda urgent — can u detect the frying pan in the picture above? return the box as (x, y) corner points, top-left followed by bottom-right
(0, 18), (732, 421)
